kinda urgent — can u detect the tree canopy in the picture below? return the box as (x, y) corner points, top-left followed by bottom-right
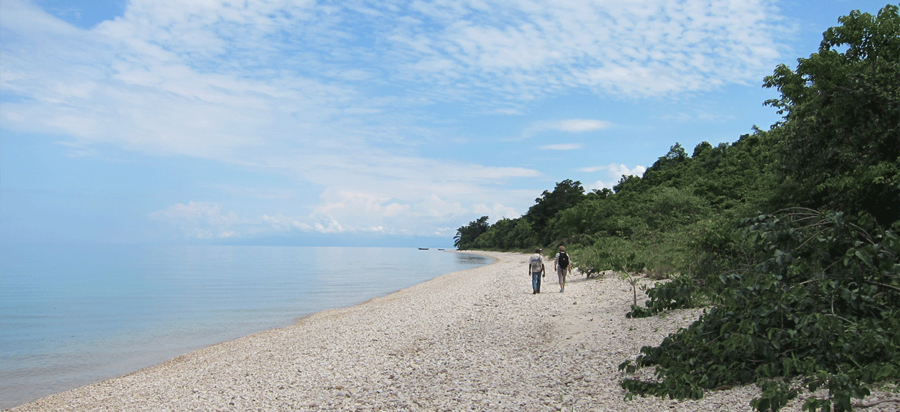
(763, 4), (899, 225)
(452, 216), (489, 250)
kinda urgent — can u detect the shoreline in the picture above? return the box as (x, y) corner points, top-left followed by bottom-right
(1, 246), (488, 410)
(9, 251), (895, 411)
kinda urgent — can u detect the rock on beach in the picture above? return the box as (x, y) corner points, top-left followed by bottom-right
(9, 251), (896, 411)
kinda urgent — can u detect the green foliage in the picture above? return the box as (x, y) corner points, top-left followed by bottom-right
(643, 186), (713, 232)
(619, 210), (900, 411)
(574, 236), (645, 274)
(526, 179), (587, 245)
(453, 216), (490, 250)
(763, 5), (900, 225)
(642, 143), (691, 189)
(626, 275), (698, 318)
(470, 217), (536, 250)
(690, 133), (780, 211)
(550, 193), (648, 240)
(570, 215), (727, 282)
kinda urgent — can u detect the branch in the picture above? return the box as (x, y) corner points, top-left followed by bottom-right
(824, 313), (854, 324)
(776, 206), (820, 216)
(862, 280), (900, 293)
(795, 227), (828, 250)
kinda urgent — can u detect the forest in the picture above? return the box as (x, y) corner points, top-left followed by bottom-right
(454, 6), (899, 412)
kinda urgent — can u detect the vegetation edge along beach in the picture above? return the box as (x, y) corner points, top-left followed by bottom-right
(452, 6), (899, 412)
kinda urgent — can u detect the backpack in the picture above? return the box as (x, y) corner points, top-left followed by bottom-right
(558, 252), (569, 269)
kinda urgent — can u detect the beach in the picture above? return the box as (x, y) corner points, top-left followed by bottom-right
(9, 251), (896, 411)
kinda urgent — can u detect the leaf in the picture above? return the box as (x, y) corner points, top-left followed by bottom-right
(854, 250), (875, 269)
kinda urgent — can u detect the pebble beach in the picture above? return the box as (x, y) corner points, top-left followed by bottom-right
(9, 251), (897, 411)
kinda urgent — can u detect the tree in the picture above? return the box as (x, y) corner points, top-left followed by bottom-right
(453, 216), (490, 250)
(642, 143), (691, 188)
(763, 4), (900, 225)
(642, 186), (712, 232)
(692, 141), (713, 158)
(525, 179), (586, 245)
(590, 187), (614, 199)
(612, 174), (643, 194)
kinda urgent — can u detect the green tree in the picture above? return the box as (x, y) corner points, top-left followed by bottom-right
(642, 143), (691, 189)
(453, 216), (490, 250)
(470, 217), (537, 250)
(508, 218), (537, 249)
(526, 179), (586, 245)
(612, 174), (644, 194)
(551, 193), (648, 240)
(689, 132), (779, 212)
(643, 186), (712, 232)
(763, 4), (900, 225)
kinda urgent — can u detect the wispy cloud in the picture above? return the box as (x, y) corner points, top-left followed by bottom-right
(540, 143), (582, 151)
(1, 0), (785, 239)
(521, 119), (613, 139)
(556, 119), (613, 132)
(662, 110), (737, 123)
(148, 201), (239, 239)
(384, 0), (782, 100)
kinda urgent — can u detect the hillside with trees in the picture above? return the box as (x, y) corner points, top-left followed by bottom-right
(454, 5), (899, 411)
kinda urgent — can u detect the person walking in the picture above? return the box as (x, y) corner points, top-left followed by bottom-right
(555, 246), (571, 293)
(528, 248), (545, 294)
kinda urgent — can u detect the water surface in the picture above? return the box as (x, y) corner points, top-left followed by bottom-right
(0, 244), (491, 408)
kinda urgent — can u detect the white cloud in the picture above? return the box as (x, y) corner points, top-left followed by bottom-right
(1, 0), (782, 157)
(412, 195), (465, 218)
(539, 143), (582, 151)
(610, 163), (648, 178)
(471, 204), (521, 222)
(145, 191), (521, 239)
(1, 0), (786, 240)
(521, 119), (613, 139)
(148, 201), (239, 238)
(557, 119), (612, 132)
(386, 0), (783, 99)
(579, 165), (606, 173)
(149, 201), (232, 222)
(581, 163), (647, 190)
(303, 191), (463, 235)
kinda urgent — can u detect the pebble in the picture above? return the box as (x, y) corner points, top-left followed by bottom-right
(9, 252), (897, 411)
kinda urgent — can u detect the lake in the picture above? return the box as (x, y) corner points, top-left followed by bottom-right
(0, 244), (492, 408)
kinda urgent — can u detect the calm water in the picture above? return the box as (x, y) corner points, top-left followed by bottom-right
(0, 244), (491, 408)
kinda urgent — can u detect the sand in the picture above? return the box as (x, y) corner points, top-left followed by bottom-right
(9, 251), (897, 411)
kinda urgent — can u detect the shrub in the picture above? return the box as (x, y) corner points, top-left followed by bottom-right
(619, 209), (900, 412)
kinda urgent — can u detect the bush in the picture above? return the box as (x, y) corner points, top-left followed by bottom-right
(619, 209), (900, 412)
(626, 275), (698, 318)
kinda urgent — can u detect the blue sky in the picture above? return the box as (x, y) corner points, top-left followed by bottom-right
(0, 0), (891, 247)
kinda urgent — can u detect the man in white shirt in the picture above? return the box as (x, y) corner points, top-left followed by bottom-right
(528, 248), (545, 294)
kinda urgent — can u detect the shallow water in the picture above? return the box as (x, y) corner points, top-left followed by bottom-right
(0, 244), (491, 408)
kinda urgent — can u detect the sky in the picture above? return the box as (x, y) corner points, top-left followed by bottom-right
(0, 0), (891, 247)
